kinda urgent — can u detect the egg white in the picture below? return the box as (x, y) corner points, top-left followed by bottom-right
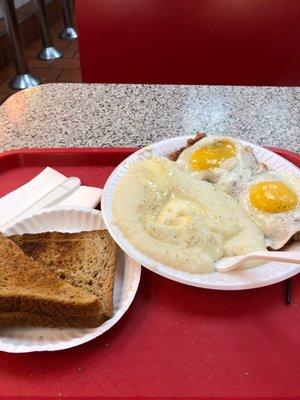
(176, 135), (262, 194)
(176, 135), (300, 249)
(236, 171), (300, 249)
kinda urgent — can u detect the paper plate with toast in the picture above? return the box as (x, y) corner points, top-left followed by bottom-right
(0, 206), (141, 353)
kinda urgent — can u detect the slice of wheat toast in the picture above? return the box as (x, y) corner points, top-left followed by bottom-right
(0, 311), (107, 328)
(10, 230), (117, 319)
(0, 233), (101, 318)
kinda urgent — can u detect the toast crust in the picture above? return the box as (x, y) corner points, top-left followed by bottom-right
(0, 311), (107, 328)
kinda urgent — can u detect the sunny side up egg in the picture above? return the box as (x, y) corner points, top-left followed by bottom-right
(237, 171), (300, 250)
(176, 136), (262, 193)
(176, 135), (300, 250)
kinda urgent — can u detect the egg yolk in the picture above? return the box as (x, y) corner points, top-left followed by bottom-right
(249, 181), (297, 213)
(189, 140), (237, 171)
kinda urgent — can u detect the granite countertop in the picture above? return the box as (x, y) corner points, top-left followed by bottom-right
(0, 83), (299, 152)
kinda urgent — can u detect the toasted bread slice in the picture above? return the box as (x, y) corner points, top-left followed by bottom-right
(0, 233), (100, 318)
(0, 311), (107, 328)
(10, 230), (117, 319)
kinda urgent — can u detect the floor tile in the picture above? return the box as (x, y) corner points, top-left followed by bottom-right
(0, 66), (16, 80)
(57, 68), (82, 82)
(51, 42), (71, 56)
(0, 93), (9, 103)
(25, 47), (40, 58)
(50, 57), (81, 69)
(0, 19), (4, 35)
(31, 68), (62, 83)
(63, 41), (79, 57)
(52, 36), (72, 50)
(21, 0), (34, 14)
(0, 80), (19, 95)
(2, 61), (33, 73)
(27, 57), (54, 69)
(1, 35), (14, 64)
(16, 9), (28, 21)
(0, 41), (7, 69)
(27, 38), (43, 50)
(51, 21), (64, 34)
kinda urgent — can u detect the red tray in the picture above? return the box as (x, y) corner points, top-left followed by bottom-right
(0, 146), (299, 399)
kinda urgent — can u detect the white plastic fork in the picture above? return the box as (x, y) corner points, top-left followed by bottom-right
(215, 251), (300, 272)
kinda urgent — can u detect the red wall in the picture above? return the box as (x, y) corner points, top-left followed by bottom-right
(76, 0), (300, 86)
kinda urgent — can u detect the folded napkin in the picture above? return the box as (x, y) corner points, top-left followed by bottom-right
(0, 167), (102, 230)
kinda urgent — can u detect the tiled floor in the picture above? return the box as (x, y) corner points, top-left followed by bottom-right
(0, 19), (81, 104)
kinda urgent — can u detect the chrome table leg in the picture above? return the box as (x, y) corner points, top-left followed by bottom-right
(1, 0), (41, 89)
(35, 0), (63, 60)
(59, 0), (78, 40)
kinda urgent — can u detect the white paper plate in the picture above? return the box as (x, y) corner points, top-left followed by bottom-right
(102, 136), (300, 290)
(1, 206), (141, 353)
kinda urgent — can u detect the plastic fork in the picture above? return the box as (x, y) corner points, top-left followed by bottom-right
(215, 251), (300, 272)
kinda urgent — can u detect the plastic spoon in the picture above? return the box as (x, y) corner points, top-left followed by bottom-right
(215, 251), (300, 273)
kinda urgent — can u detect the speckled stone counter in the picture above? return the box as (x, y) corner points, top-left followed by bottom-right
(0, 83), (299, 152)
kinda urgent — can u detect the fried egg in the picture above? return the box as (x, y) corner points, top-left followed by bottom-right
(237, 171), (300, 249)
(176, 136), (262, 193)
(176, 135), (300, 249)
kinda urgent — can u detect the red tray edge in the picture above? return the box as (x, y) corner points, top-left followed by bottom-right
(0, 147), (138, 157)
(0, 146), (299, 166)
(266, 146), (300, 166)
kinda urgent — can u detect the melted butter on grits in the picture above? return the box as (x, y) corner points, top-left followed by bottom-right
(112, 157), (266, 273)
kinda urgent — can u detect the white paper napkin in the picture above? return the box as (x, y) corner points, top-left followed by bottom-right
(0, 167), (102, 229)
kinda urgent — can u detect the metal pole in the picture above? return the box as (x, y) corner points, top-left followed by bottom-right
(59, 0), (78, 40)
(1, 0), (41, 89)
(35, 0), (63, 59)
